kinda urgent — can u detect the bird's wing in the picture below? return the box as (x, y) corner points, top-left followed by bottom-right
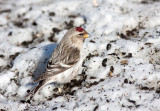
(34, 47), (80, 82)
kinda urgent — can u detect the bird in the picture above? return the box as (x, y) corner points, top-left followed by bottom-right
(27, 27), (89, 98)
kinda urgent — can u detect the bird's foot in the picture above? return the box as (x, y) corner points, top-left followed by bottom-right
(58, 87), (63, 94)
(57, 84), (64, 94)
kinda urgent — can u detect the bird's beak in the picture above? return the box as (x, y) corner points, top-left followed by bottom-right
(83, 33), (90, 38)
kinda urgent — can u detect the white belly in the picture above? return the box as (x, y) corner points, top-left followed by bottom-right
(49, 58), (82, 84)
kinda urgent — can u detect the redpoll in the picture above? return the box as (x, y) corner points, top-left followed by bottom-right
(27, 27), (89, 98)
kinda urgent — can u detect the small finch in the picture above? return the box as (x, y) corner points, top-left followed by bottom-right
(27, 27), (89, 98)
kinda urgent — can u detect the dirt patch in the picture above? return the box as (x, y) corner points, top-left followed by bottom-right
(117, 22), (145, 40)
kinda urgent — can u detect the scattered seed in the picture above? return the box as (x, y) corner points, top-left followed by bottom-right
(124, 53), (132, 58)
(108, 72), (113, 77)
(8, 32), (12, 36)
(124, 78), (128, 83)
(156, 87), (160, 93)
(110, 66), (114, 72)
(49, 12), (55, 16)
(32, 21), (37, 26)
(52, 107), (58, 110)
(0, 55), (4, 58)
(128, 99), (136, 105)
(102, 58), (107, 67)
(0, 9), (11, 14)
(93, 105), (99, 111)
(121, 52), (126, 55)
(121, 60), (128, 65)
(106, 43), (111, 50)
(90, 40), (95, 43)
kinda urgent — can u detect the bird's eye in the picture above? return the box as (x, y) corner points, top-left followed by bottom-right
(79, 33), (83, 36)
(48, 60), (52, 65)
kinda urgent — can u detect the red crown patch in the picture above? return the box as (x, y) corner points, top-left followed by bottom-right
(76, 27), (84, 32)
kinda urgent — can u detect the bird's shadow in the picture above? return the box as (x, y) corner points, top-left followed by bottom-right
(21, 43), (57, 93)
(18, 43), (57, 100)
(32, 43), (58, 80)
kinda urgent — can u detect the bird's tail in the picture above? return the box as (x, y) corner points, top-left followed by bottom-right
(25, 80), (46, 99)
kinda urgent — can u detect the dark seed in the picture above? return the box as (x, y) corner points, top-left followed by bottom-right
(32, 21), (37, 26)
(65, 20), (74, 29)
(122, 52), (126, 55)
(52, 107), (58, 110)
(141, 1), (148, 4)
(144, 43), (153, 46)
(128, 99), (136, 104)
(108, 53), (116, 56)
(20, 100), (26, 103)
(128, 106), (133, 108)
(90, 40), (95, 43)
(110, 66), (114, 72)
(68, 15), (78, 18)
(102, 58), (107, 67)
(124, 78), (128, 83)
(156, 87), (160, 93)
(0, 9), (11, 14)
(106, 44), (111, 50)
(26, 100), (31, 104)
(9, 52), (20, 60)
(128, 53), (132, 57)
(141, 86), (149, 90)
(136, 105), (140, 108)
(129, 81), (133, 84)
(93, 105), (99, 111)
(106, 99), (110, 102)
(119, 33), (128, 39)
(0, 55), (4, 58)
(27, 90), (30, 93)
(8, 32), (12, 36)
(90, 76), (96, 79)
(124, 53), (132, 58)
(49, 12), (55, 16)
(100, 79), (104, 82)
(52, 28), (60, 33)
(61, 105), (65, 107)
(13, 21), (23, 28)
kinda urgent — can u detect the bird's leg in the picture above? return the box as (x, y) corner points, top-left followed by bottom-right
(56, 83), (63, 94)
(25, 80), (45, 99)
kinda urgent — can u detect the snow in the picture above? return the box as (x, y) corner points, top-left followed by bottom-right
(0, 0), (160, 110)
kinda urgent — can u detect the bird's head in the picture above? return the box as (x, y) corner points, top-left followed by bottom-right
(62, 27), (89, 48)
(65, 27), (89, 39)
(74, 27), (89, 39)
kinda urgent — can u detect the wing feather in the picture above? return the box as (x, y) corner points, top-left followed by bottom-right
(34, 46), (80, 82)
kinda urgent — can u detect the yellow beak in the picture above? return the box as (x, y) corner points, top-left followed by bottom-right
(83, 34), (89, 38)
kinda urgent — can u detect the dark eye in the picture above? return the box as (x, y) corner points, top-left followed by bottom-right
(79, 33), (83, 36)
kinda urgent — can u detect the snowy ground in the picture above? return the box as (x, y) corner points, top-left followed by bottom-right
(0, 0), (160, 110)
